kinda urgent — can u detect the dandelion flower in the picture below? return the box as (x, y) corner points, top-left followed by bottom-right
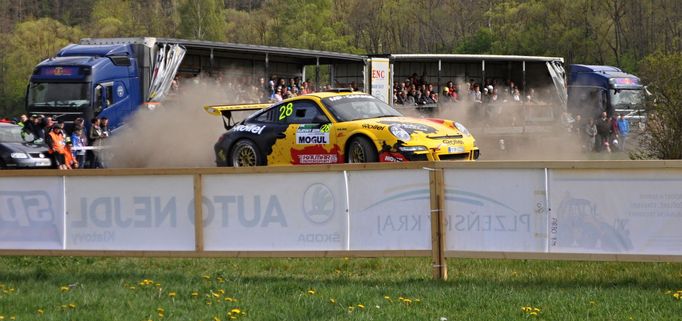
(329, 298), (337, 304)
(168, 292), (177, 298)
(192, 292), (199, 297)
(60, 286), (70, 292)
(68, 303), (76, 309)
(230, 308), (241, 314)
(357, 304), (365, 309)
(213, 317), (221, 321)
(307, 289), (316, 295)
(37, 309), (44, 315)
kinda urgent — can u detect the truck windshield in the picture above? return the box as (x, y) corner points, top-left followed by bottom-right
(610, 89), (643, 108)
(27, 82), (90, 108)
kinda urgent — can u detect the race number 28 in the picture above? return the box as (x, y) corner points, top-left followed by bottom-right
(279, 103), (293, 120)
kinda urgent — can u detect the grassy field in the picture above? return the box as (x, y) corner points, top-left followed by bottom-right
(1, 256), (682, 320)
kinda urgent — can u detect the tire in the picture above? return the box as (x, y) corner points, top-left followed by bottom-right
(346, 137), (378, 163)
(229, 140), (263, 167)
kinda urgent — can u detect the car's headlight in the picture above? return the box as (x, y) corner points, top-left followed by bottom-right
(399, 146), (427, 152)
(11, 152), (28, 159)
(389, 125), (411, 141)
(455, 122), (471, 137)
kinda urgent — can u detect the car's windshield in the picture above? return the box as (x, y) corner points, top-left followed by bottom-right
(610, 89), (644, 107)
(0, 126), (34, 143)
(321, 94), (402, 122)
(27, 82), (90, 108)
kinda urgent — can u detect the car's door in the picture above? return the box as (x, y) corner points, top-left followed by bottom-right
(268, 99), (341, 165)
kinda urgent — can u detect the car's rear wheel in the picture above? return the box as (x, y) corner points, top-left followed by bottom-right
(229, 140), (262, 167)
(346, 137), (378, 163)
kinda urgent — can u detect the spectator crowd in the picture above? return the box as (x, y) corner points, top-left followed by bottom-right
(392, 73), (544, 107)
(14, 114), (110, 170)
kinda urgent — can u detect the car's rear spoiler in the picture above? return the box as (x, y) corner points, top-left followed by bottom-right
(204, 103), (271, 130)
(203, 103), (271, 116)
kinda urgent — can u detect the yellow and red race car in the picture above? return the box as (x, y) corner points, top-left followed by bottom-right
(206, 90), (479, 167)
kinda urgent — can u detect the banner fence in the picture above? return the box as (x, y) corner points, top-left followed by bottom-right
(2, 161), (682, 279)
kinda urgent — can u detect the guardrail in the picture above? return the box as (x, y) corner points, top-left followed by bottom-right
(2, 160), (682, 280)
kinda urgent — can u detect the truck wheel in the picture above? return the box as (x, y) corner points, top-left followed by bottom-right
(346, 137), (378, 163)
(229, 140), (263, 167)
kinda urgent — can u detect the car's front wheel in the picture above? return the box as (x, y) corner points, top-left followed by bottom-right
(229, 140), (263, 167)
(346, 137), (378, 163)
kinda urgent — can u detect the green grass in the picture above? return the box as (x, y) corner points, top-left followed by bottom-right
(1, 257), (682, 320)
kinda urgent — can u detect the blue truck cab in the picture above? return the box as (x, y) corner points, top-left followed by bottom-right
(567, 64), (645, 121)
(26, 39), (156, 131)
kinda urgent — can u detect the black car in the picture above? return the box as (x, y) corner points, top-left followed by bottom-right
(0, 122), (52, 169)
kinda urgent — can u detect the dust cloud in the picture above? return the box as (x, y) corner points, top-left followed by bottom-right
(105, 81), (623, 168)
(106, 77), (243, 168)
(397, 87), (594, 161)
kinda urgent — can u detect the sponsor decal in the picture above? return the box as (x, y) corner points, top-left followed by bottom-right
(378, 121), (438, 134)
(0, 191), (60, 242)
(442, 139), (464, 145)
(362, 124), (386, 131)
(302, 183), (335, 225)
(552, 194), (633, 251)
(296, 129), (330, 144)
(290, 145), (342, 165)
(232, 124), (266, 135)
(327, 94), (373, 102)
(379, 152), (407, 162)
(117, 85), (125, 98)
(298, 154), (338, 164)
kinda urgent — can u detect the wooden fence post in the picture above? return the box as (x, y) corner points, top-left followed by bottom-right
(429, 168), (447, 280)
(194, 174), (204, 252)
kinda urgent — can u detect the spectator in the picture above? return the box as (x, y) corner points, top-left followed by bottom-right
(512, 88), (521, 102)
(610, 114), (620, 151)
(88, 118), (103, 168)
(45, 123), (68, 170)
(42, 116), (55, 139)
(28, 115), (45, 141)
(617, 114), (629, 151)
(71, 126), (87, 168)
(595, 112), (611, 152)
(584, 118), (597, 152)
(273, 86), (283, 102)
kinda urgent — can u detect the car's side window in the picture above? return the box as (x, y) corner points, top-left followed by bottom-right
(281, 100), (329, 124)
(254, 108), (278, 123)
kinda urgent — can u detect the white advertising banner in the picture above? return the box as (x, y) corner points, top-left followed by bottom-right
(202, 172), (347, 251)
(347, 169), (431, 250)
(370, 58), (391, 104)
(444, 169), (547, 252)
(0, 177), (64, 250)
(65, 176), (195, 251)
(549, 169), (682, 255)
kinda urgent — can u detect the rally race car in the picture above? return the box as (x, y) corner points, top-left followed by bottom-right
(206, 90), (479, 167)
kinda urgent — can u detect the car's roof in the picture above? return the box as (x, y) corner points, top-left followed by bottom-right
(291, 91), (371, 100)
(0, 122), (19, 128)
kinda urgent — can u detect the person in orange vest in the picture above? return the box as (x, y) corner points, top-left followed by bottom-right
(45, 122), (69, 170)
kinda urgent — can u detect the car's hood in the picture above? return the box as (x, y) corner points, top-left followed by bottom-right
(1, 141), (50, 154)
(351, 116), (467, 138)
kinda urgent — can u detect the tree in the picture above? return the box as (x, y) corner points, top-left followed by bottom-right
(1, 18), (82, 116)
(634, 52), (682, 159)
(178, 0), (226, 41)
